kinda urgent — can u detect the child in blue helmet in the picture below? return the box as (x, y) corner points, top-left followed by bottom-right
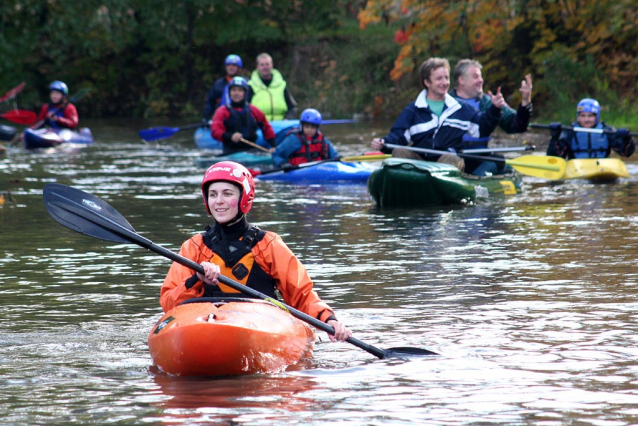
(202, 54), (246, 121)
(546, 98), (635, 159)
(31, 81), (78, 130)
(270, 108), (339, 168)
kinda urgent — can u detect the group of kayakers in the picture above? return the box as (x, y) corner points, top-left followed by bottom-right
(25, 53), (636, 350)
(371, 56), (635, 174)
(202, 53), (339, 168)
(168, 53), (637, 348)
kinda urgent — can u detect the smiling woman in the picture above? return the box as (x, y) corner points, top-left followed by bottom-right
(159, 161), (354, 345)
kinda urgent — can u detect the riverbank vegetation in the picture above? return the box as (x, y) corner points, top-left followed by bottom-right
(0, 0), (636, 126)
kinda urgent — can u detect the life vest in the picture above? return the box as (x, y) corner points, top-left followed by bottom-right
(569, 123), (610, 158)
(248, 69), (288, 121)
(459, 97), (490, 148)
(46, 102), (67, 129)
(288, 131), (329, 166)
(201, 225), (278, 299)
(224, 105), (259, 141)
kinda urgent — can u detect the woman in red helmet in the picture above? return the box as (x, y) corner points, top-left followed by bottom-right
(160, 161), (352, 342)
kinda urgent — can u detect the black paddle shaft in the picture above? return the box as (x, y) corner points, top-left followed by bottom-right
(530, 123), (638, 137)
(42, 183), (438, 359)
(384, 143), (508, 163)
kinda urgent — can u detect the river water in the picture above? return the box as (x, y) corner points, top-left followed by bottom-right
(1, 119), (638, 425)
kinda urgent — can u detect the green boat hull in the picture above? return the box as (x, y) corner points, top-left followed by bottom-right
(367, 158), (524, 208)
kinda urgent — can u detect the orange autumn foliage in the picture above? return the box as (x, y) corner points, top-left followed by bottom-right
(358, 0), (638, 103)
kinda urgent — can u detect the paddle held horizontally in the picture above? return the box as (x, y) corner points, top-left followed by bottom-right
(383, 143), (566, 180)
(42, 183), (438, 359)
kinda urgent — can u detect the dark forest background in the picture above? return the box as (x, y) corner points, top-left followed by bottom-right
(1, 0), (636, 124)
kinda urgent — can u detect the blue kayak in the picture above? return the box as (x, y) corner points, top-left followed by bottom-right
(256, 161), (375, 184)
(0, 124), (17, 142)
(194, 120), (301, 150)
(24, 127), (94, 149)
(195, 151), (273, 169)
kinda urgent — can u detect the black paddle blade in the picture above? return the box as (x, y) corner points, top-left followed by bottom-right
(43, 183), (136, 244)
(382, 347), (439, 358)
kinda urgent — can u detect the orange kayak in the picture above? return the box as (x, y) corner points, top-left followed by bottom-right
(148, 298), (316, 376)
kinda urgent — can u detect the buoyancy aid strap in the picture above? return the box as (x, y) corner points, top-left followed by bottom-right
(201, 225), (263, 293)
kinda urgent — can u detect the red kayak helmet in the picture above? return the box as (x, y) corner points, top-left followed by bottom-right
(201, 161), (255, 215)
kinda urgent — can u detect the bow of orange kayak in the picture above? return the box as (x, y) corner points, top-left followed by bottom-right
(148, 298), (316, 376)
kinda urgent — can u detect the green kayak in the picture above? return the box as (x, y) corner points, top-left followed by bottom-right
(367, 158), (524, 208)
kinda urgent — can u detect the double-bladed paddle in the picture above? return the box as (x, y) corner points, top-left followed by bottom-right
(1, 110), (37, 125)
(139, 122), (210, 142)
(42, 183), (438, 359)
(0, 82), (26, 103)
(384, 143), (566, 180)
(250, 154), (391, 177)
(30, 88), (92, 130)
(462, 145), (535, 154)
(138, 118), (359, 142)
(531, 123), (638, 137)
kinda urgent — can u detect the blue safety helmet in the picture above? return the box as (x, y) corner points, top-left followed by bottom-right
(224, 54), (243, 68)
(49, 81), (68, 96)
(576, 98), (600, 125)
(228, 76), (249, 92)
(300, 108), (322, 126)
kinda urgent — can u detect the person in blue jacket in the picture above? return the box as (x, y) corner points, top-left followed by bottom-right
(270, 108), (338, 168)
(546, 98), (635, 159)
(371, 57), (504, 173)
(202, 54), (245, 121)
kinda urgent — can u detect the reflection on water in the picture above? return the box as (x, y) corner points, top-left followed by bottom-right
(2, 119), (638, 424)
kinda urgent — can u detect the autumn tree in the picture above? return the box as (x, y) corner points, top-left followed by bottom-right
(359, 0), (638, 117)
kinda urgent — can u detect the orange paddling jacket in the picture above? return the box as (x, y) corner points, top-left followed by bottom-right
(160, 220), (336, 324)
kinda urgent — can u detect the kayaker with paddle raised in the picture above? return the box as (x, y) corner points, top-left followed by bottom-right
(202, 54), (245, 122)
(371, 57), (504, 173)
(270, 108), (339, 168)
(31, 81), (78, 130)
(211, 76), (277, 155)
(546, 98), (635, 159)
(450, 59), (533, 175)
(160, 161), (353, 342)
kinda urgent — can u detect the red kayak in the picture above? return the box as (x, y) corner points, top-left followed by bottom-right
(148, 298), (316, 376)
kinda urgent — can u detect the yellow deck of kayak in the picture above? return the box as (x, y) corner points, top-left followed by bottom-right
(563, 158), (629, 181)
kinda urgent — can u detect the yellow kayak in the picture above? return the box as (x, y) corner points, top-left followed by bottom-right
(563, 158), (629, 181)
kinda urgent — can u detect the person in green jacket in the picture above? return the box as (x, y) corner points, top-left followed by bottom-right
(449, 59), (533, 175)
(248, 53), (298, 121)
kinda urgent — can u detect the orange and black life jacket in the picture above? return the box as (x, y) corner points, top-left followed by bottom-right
(200, 225), (278, 299)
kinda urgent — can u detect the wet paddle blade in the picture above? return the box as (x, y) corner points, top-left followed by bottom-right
(506, 155), (566, 180)
(138, 126), (180, 141)
(43, 183), (136, 244)
(382, 347), (440, 358)
(1, 110), (37, 125)
(0, 82), (26, 103)
(138, 122), (206, 141)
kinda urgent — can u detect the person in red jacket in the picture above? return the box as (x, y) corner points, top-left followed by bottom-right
(160, 161), (352, 342)
(32, 81), (78, 130)
(211, 76), (276, 155)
